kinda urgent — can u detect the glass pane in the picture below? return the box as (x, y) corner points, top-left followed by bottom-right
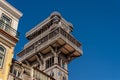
(13, 69), (17, 76)
(1, 15), (11, 25)
(63, 76), (66, 80)
(0, 56), (3, 67)
(0, 47), (4, 52)
(18, 71), (21, 77)
(4, 24), (10, 32)
(0, 46), (5, 55)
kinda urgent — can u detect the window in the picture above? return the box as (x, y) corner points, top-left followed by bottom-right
(0, 14), (12, 32)
(0, 45), (6, 68)
(63, 76), (66, 80)
(1, 14), (11, 25)
(58, 57), (65, 69)
(46, 57), (54, 69)
(13, 69), (21, 77)
(58, 56), (61, 66)
(62, 60), (65, 69)
(58, 71), (61, 76)
(50, 71), (54, 77)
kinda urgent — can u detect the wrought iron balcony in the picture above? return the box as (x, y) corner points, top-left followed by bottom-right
(0, 20), (19, 38)
(18, 27), (82, 61)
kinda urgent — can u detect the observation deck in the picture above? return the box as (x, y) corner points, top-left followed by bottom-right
(18, 26), (82, 62)
(17, 12), (83, 63)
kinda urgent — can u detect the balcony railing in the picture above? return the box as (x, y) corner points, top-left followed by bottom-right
(18, 27), (81, 57)
(33, 68), (55, 80)
(8, 73), (22, 80)
(0, 20), (19, 38)
(8, 64), (55, 80)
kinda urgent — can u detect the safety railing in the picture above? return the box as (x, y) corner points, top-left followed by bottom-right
(18, 27), (81, 58)
(0, 20), (19, 38)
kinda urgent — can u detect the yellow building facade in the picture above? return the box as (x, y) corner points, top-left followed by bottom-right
(0, 0), (22, 80)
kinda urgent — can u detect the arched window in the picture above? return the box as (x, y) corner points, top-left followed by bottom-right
(0, 45), (6, 68)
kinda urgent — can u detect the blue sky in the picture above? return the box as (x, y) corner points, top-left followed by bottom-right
(7, 0), (120, 80)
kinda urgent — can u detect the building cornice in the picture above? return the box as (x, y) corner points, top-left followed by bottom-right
(0, 0), (23, 19)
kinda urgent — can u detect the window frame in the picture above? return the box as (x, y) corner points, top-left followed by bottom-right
(1, 14), (12, 26)
(13, 68), (21, 78)
(63, 76), (66, 80)
(45, 56), (54, 69)
(0, 45), (6, 68)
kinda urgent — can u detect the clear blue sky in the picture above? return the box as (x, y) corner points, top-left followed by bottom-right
(7, 0), (120, 80)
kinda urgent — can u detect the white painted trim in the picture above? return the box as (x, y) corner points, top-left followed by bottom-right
(0, 0), (22, 19)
